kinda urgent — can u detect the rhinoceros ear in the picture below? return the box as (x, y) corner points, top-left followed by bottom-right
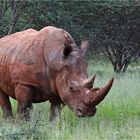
(80, 40), (89, 56)
(63, 44), (73, 59)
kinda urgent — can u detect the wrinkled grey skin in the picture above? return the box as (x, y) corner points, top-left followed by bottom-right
(0, 27), (113, 122)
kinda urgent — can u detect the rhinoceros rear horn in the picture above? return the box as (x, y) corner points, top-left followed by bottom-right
(63, 44), (73, 59)
(83, 74), (96, 88)
(89, 78), (114, 105)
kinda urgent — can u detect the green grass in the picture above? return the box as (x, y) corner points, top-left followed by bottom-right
(0, 62), (140, 140)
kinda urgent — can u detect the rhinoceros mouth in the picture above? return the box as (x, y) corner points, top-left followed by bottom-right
(75, 105), (96, 117)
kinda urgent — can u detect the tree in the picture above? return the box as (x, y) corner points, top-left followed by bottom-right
(7, 0), (27, 34)
(0, 0), (10, 21)
(91, 0), (140, 73)
(0, 0), (140, 73)
(97, 40), (140, 73)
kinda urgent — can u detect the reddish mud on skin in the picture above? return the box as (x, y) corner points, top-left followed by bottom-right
(0, 26), (114, 121)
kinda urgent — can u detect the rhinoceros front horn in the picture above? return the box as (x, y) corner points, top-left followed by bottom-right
(89, 78), (114, 106)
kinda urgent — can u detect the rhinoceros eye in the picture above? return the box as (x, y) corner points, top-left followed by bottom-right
(63, 44), (73, 59)
(69, 83), (77, 93)
(70, 86), (75, 92)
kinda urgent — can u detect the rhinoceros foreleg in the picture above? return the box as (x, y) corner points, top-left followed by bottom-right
(15, 84), (33, 120)
(49, 102), (62, 122)
(0, 90), (13, 118)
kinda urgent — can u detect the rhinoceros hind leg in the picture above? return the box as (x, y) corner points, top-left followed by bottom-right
(49, 102), (62, 122)
(15, 84), (33, 120)
(0, 90), (13, 118)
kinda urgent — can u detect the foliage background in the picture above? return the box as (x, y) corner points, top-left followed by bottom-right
(1, 0), (140, 43)
(0, 0), (140, 73)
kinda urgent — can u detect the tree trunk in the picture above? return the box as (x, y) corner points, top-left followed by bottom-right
(8, 20), (16, 35)
(113, 61), (129, 74)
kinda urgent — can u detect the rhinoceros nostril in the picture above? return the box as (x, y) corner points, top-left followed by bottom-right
(76, 108), (82, 117)
(77, 108), (82, 113)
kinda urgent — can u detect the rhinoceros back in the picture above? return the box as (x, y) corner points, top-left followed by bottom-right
(0, 29), (48, 96)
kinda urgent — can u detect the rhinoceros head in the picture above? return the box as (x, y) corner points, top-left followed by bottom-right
(41, 26), (113, 117)
(55, 40), (114, 117)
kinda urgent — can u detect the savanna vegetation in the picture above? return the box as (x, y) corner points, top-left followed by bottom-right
(0, 0), (140, 139)
(0, 62), (139, 139)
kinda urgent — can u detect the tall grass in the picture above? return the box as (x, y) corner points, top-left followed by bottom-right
(0, 62), (140, 140)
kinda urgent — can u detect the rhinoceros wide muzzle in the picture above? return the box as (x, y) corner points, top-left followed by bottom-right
(73, 76), (114, 117)
(84, 76), (114, 106)
(76, 106), (97, 117)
